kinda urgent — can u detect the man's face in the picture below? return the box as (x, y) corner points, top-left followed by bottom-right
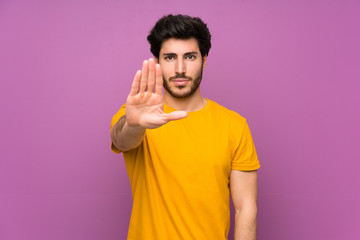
(157, 38), (207, 98)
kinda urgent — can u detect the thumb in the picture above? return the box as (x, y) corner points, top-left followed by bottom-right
(163, 111), (188, 122)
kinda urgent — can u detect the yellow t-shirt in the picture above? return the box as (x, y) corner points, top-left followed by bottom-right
(110, 99), (260, 240)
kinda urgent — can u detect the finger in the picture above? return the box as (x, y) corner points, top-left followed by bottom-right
(139, 60), (148, 93)
(147, 58), (156, 93)
(155, 64), (163, 95)
(163, 111), (188, 121)
(129, 70), (141, 96)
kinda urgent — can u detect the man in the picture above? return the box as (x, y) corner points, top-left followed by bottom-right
(110, 14), (260, 240)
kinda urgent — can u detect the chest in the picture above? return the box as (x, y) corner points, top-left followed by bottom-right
(145, 118), (234, 177)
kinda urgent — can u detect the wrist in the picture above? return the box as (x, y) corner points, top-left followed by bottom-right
(124, 119), (146, 132)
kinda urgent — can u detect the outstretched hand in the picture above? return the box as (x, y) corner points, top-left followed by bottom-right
(125, 58), (188, 129)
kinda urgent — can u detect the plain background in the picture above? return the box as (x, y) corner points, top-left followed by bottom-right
(1, 0), (359, 239)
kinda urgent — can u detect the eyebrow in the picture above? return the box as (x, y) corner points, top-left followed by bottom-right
(163, 51), (199, 56)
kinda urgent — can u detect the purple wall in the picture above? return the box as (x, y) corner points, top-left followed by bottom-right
(1, 0), (359, 239)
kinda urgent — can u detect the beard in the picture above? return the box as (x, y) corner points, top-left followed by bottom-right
(163, 68), (203, 99)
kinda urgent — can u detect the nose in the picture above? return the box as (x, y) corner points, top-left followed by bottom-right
(175, 58), (186, 74)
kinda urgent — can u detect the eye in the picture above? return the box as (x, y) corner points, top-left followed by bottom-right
(165, 56), (175, 61)
(186, 55), (196, 60)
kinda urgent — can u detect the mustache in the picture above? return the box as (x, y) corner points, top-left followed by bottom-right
(169, 74), (192, 81)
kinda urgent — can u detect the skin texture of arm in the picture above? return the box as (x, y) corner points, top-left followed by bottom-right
(110, 58), (187, 152)
(110, 115), (146, 152)
(230, 170), (258, 240)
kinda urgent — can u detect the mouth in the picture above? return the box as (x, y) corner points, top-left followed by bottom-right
(172, 78), (190, 86)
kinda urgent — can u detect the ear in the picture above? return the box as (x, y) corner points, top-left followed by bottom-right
(155, 58), (159, 64)
(202, 56), (208, 69)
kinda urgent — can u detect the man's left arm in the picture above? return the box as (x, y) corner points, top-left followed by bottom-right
(230, 169), (258, 240)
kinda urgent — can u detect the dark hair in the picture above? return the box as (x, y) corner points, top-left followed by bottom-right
(147, 14), (212, 58)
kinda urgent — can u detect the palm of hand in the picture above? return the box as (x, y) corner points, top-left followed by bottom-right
(125, 59), (187, 129)
(126, 92), (167, 129)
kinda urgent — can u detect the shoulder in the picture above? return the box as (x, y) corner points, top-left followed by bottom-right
(208, 100), (247, 124)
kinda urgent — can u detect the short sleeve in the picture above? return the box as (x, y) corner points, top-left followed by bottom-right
(110, 104), (126, 154)
(231, 121), (260, 171)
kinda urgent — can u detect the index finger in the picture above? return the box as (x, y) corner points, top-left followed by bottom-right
(155, 64), (163, 95)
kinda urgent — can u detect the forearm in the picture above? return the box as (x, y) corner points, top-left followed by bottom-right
(234, 204), (257, 240)
(111, 116), (146, 152)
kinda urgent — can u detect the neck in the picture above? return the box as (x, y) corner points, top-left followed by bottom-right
(164, 89), (207, 112)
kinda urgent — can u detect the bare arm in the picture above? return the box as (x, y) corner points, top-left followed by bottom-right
(230, 170), (258, 240)
(110, 58), (187, 152)
(110, 116), (146, 152)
